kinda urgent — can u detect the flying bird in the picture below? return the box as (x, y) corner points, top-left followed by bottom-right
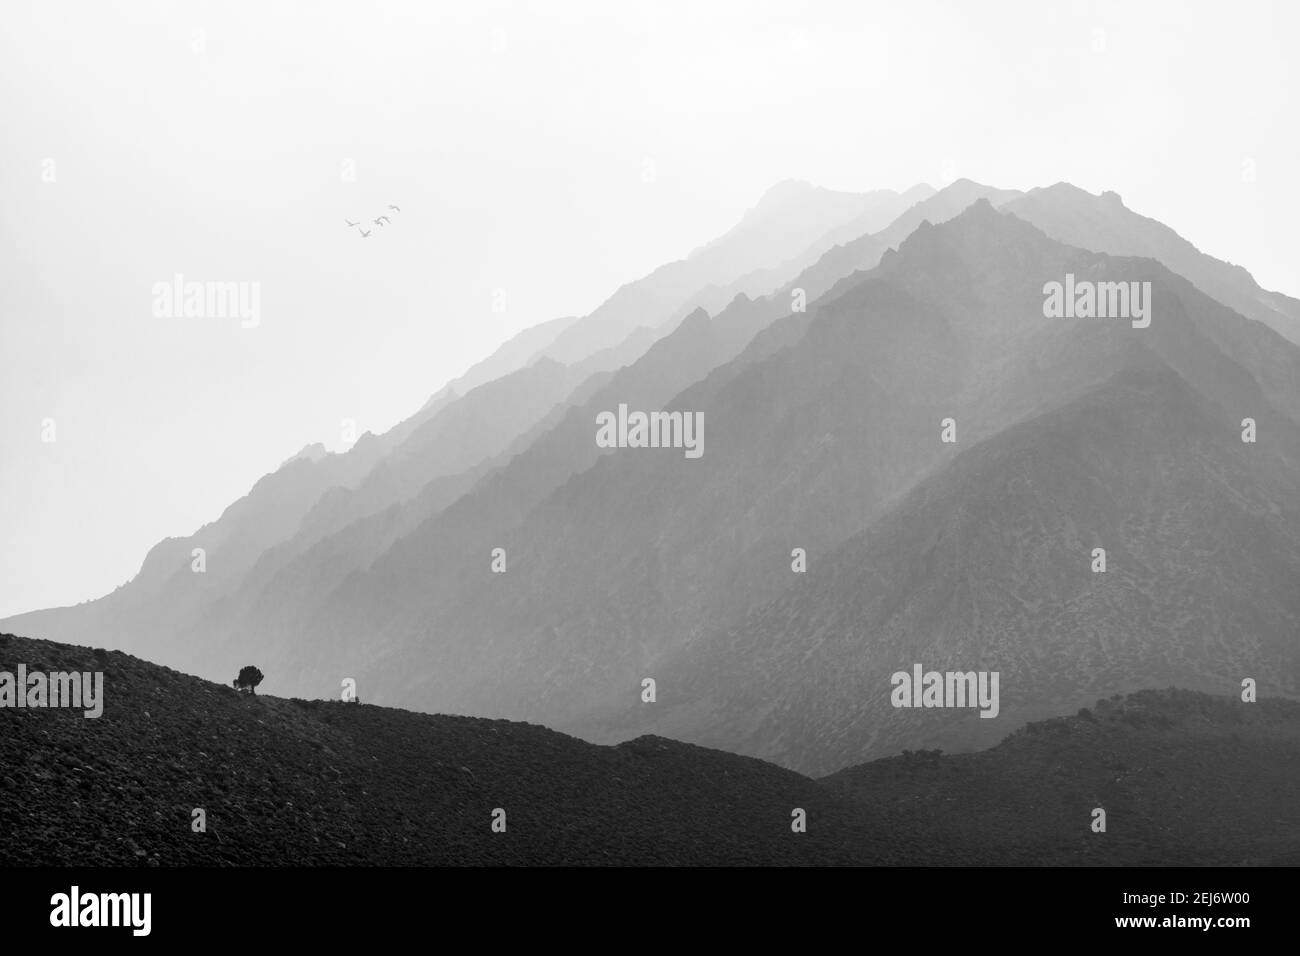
(388, 205), (401, 212)
(359, 229), (371, 238)
(345, 219), (359, 228)
(374, 216), (390, 226)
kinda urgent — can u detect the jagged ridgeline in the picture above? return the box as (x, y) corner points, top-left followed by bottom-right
(5, 179), (1300, 789)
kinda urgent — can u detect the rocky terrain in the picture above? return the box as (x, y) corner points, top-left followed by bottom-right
(4, 633), (1297, 866)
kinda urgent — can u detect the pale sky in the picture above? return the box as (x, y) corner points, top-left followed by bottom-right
(1, 0), (1296, 618)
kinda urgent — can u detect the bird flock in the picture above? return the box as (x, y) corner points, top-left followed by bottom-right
(347, 204), (401, 238)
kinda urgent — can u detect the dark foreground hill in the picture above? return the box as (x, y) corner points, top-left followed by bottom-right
(3, 633), (1298, 866)
(0, 633), (887, 866)
(825, 688), (1300, 866)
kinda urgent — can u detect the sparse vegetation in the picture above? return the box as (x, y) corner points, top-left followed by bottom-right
(4, 635), (1299, 866)
(234, 666), (264, 696)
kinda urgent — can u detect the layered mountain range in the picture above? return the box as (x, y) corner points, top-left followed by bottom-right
(7, 176), (1299, 777)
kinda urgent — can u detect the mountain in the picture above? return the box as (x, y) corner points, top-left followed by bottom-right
(3, 632), (1297, 865)
(0, 319), (571, 641)
(211, 183), (990, 645)
(577, 202), (1300, 772)
(10, 181), (1300, 788)
(2, 181), (920, 653)
(781, 178), (1025, 306)
(0, 352), (589, 660)
(642, 179), (1021, 360)
(634, 362), (1300, 774)
(345, 200), (1300, 772)
(805, 182), (939, 253)
(1004, 183), (1300, 347)
(228, 306), (738, 686)
(4, 180), (970, 685)
(656, 183), (938, 325)
(445, 314), (579, 396)
(22, 304), (741, 685)
(253, 182), (943, 589)
(31, 189), (1300, 771)
(537, 181), (930, 364)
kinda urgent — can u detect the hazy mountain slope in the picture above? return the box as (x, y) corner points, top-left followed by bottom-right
(0, 353), (607, 664)
(2, 181), (887, 656)
(137, 307), (735, 686)
(538, 181), (909, 364)
(361, 202), (1300, 763)
(0, 426), (403, 646)
(204, 187), (1014, 646)
(96, 184), (960, 682)
(324, 210), (999, 717)
(379, 204), (1256, 706)
(3, 633), (1296, 865)
(665, 183), (937, 322)
(634, 363), (1300, 775)
(397, 279), (970, 723)
(809, 183), (939, 252)
(103, 316), (586, 595)
(1005, 183), (1300, 347)
(273, 359), (587, 556)
(218, 186), (949, 610)
(782, 179), (1024, 307)
(0, 183), (991, 654)
(0, 356), (457, 639)
(639, 179), (1023, 364)
(894, 204), (1300, 435)
(236, 360), (621, 619)
(233, 325), (661, 596)
(106, 180), (993, 629)
(16, 180), (1300, 767)
(444, 314), (579, 396)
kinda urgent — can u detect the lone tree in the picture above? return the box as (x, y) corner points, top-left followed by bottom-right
(234, 665), (264, 695)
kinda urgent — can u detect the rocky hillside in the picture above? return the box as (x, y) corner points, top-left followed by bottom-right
(0, 633), (887, 866)
(825, 688), (1300, 866)
(4, 633), (1298, 866)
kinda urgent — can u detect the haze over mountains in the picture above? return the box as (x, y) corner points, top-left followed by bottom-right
(6, 176), (1300, 779)
(1004, 184), (1300, 348)
(535, 181), (933, 364)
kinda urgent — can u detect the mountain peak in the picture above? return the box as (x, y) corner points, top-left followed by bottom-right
(679, 306), (711, 330)
(1038, 181), (1090, 195)
(280, 443), (328, 468)
(880, 191), (1050, 283)
(754, 178), (818, 208)
(527, 354), (567, 373)
(1033, 182), (1125, 209)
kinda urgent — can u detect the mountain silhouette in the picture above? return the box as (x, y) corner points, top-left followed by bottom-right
(6, 182), (1300, 786)
(538, 181), (931, 365)
(1005, 183), (1300, 346)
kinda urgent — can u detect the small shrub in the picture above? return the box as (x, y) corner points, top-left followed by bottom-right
(233, 665), (264, 696)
